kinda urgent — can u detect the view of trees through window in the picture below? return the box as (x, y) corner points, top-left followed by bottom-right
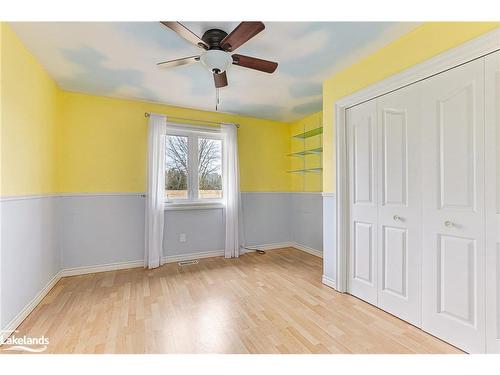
(165, 134), (222, 201)
(165, 135), (188, 200)
(198, 137), (222, 199)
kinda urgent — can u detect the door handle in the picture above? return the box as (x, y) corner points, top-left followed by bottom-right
(444, 220), (454, 228)
(393, 215), (401, 222)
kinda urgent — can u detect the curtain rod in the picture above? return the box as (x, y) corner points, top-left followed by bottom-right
(144, 112), (240, 128)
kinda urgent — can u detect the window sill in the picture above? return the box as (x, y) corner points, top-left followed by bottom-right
(164, 202), (225, 211)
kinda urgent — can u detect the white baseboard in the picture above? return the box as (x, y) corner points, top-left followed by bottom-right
(61, 260), (144, 277)
(162, 250), (224, 264)
(292, 242), (323, 258)
(322, 275), (336, 289)
(56, 243), (321, 279)
(241, 242), (323, 258)
(241, 241), (294, 253)
(0, 271), (62, 345)
(161, 243), (323, 262)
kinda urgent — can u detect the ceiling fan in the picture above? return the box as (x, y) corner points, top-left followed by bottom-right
(157, 21), (278, 89)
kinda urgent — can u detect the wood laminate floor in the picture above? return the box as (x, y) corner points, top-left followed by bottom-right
(6, 248), (462, 354)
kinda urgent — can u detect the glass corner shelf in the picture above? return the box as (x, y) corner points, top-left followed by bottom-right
(292, 127), (323, 139)
(287, 147), (323, 157)
(307, 147), (323, 154)
(307, 167), (323, 173)
(287, 150), (310, 157)
(287, 168), (323, 174)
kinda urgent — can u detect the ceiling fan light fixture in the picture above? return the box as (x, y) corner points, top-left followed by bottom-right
(200, 50), (233, 73)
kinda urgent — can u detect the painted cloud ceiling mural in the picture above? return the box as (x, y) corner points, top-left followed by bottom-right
(10, 22), (419, 122)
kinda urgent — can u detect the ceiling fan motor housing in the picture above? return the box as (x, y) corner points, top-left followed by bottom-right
(202, 29), (229, 50)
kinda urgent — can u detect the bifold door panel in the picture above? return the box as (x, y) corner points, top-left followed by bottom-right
(376, 83), (422, 327)
(485, 50), (500, 354)
(348, 100), (378, 305)
(346, 55), (492, 353)
(421, 58), (485, 354)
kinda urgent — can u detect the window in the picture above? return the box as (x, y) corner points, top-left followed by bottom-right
(165, 126), (223, 204)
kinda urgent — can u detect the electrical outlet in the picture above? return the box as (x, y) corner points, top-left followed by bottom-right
(179, 233), (187, 243)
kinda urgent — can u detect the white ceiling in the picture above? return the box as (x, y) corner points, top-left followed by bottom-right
(10, 22), (419, 122)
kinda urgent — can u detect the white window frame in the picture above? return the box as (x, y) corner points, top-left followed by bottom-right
(164, 123), (224, 210)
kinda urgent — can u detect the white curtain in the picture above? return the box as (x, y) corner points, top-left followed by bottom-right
(221, 123), (241, 258)
(144, 114), (167, 269)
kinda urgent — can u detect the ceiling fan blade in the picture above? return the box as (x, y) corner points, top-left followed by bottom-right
(213, 71), (228, 88)
(232, 54), (278, 73)
(157, 55), (200, 68)
(160, 21), (209, 50)
(220, 22), (265, 52)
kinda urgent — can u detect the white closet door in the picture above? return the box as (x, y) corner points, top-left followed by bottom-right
(376, 83), (422, 326)
(421, 58), (485, 353)
(485, 50), (500, 353)
(347, 99), (378, 305)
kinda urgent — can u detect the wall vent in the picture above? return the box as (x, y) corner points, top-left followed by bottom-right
(178, 260), (199, 266)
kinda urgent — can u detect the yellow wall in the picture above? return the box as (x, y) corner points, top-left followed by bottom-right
(289, 111), (322, 192)
(322, 22), (500, 192)
(1, 23), (60, 196)
(57, 92), (292, 193)
(1, 22), (294, 195)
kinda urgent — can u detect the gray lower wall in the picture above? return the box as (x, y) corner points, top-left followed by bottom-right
(164, 192), (320, 256)
(241, 192), (291, 247)
(322, 194), (336, 282)
(290, 193), (323, 251)
(0, 197), (60, 329)
(1, 191), (323, 330)
(57, 192), (322, 266)
(164, 208), (224, 256)
(59, 195), (145, 269)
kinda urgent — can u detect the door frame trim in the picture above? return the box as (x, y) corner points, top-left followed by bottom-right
(334, 28), (500, 293)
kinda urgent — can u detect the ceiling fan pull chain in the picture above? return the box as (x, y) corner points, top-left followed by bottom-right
(216, 88), (220, 112)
